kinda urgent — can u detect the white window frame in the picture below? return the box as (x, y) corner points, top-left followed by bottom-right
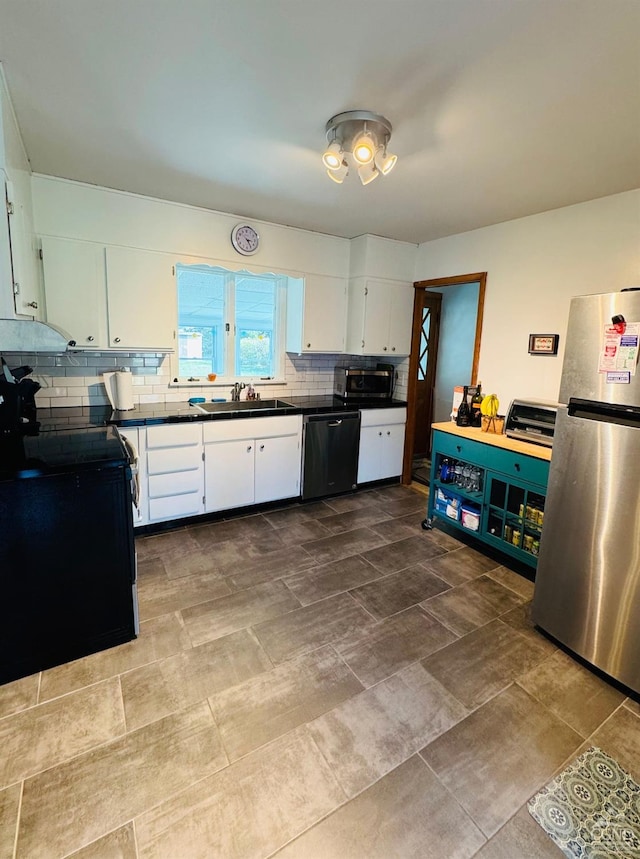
(171, 262), (288, 386)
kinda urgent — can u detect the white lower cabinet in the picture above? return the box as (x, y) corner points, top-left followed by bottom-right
(145, 423), (204, 523)
(357, 408), (407, 484)
(203, 415), (302, 513)
(254, 433), (301, 504)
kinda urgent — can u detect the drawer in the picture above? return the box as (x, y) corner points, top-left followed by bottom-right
(149, 492), (203, 522)
(433, 431), (495, 470)
(148, 470), (202, 499)
(203, 414), (301, 443)
(147, 446), (202, 475)
(359, 408), (407, 428)
(488, 448), (549, 486)
(433, 430), (549, 486)
(146, 423), (202, 449)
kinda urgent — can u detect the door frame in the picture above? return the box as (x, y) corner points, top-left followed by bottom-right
(402, 272), (487, 484)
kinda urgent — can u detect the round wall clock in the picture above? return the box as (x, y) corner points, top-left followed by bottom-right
(230, 223), (260, 255)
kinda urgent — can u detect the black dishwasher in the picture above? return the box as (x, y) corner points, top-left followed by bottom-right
(301, 411), (360, 500)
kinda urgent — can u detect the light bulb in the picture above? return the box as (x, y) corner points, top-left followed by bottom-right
(322, 141), (343, 170)
(352, 133), (375, 165)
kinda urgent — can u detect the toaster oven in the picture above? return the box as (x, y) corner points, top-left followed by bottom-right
(504, 399), (559, 447)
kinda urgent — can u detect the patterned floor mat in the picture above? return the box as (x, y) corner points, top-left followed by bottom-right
(528, 747), (640, 857)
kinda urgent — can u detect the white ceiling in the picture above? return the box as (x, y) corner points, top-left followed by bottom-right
(0, 0), (638, 245)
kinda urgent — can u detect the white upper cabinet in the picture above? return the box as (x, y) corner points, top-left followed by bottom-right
(0, 70), (42, 319)
(41, 238), (176, 351)
(346, 277), (414, 356)
(4, 177), (42, 318)
(286, 274), (347, 354)
(41, 237), (108, 348)
(105, 246), (176, 350)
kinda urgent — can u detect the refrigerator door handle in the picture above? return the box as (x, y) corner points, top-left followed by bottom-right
(568, 397), (640, 428)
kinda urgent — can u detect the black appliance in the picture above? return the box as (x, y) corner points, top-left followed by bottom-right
(0, 356), (41, 443)
(0, 425), (138, 685)
(301, 411), (361, 500)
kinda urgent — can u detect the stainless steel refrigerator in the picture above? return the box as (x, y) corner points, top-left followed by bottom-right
(533, 289), (640, 693)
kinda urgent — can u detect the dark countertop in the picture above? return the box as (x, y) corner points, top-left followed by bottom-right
(4, 396), (407, 481)
(0, 425), (128, 480)
(36, 397), (408, 430)
(274, 395), (407, 415)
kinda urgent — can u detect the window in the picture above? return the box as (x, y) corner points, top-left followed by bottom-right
(175, 264), (286, 381)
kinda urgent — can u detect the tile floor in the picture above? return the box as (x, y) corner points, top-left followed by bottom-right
(1, 484), (639, 858)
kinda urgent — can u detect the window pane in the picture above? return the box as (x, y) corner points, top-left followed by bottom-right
(235, 276), (276, 377)
(177, 267), (226, 376)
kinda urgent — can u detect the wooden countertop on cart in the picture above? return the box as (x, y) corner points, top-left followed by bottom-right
(431, 421), (552, 462)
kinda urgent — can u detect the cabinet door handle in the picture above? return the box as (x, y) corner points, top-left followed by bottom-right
(113, 337), (121, 343)
(514, 462), (520, 471)
(456, 445), (462, 452)
(306, 343), (311, 348)
(26, 301), (38, 309)
(378, 431), (383, 436)
(383, 346), (388, 351)
(387, 431), (391, 435)
(87, 336), (94, 342)
(247, 445), (252, 452)
(391, 346), (396, 351)
(259, 444), (265, 451)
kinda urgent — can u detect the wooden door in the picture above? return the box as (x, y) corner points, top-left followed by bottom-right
(413, 291), (442, 457)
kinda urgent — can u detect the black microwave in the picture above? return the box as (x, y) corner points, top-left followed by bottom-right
(334, 367), (394, 400)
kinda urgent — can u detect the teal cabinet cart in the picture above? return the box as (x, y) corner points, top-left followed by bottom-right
(424, 423), (550, 569)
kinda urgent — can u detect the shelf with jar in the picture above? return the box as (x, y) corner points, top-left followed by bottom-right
(485, 480), (545, 563)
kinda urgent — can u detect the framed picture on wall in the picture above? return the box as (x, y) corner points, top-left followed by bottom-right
(528, 334), (560, 355)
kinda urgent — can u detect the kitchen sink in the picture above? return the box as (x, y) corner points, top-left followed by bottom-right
(190, 398), (295, 414)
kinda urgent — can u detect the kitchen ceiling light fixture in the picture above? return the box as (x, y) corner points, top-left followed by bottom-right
(322, 110), (396, 185)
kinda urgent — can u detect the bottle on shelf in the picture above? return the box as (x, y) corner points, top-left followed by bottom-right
(471, 382), (483, 427)
(456, 386), (471, 427)
(439, 457), (451, 483)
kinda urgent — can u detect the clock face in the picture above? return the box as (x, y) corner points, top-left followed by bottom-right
(231, 224), (260, 255)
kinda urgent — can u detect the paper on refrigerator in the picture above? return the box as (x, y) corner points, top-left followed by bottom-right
(598, 322), (640, 376)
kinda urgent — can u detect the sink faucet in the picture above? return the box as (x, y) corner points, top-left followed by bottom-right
(230, 382), (246, 401)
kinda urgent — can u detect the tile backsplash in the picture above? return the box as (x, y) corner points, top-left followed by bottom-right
(1, 351), (409, 407)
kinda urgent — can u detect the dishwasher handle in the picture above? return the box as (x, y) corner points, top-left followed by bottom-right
(304, 411), (360, 423)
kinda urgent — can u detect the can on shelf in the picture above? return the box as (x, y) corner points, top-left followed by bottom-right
(532, 539), (540, 556)
(503, 524), (513, 543)
(512, 528), (521, 547)
(523, 534), (534, 553)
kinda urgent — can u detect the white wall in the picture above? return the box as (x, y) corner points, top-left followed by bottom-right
(32, 175), (350, 279)
(27, 176), (394, 407)
(414, 191), (640, 410)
